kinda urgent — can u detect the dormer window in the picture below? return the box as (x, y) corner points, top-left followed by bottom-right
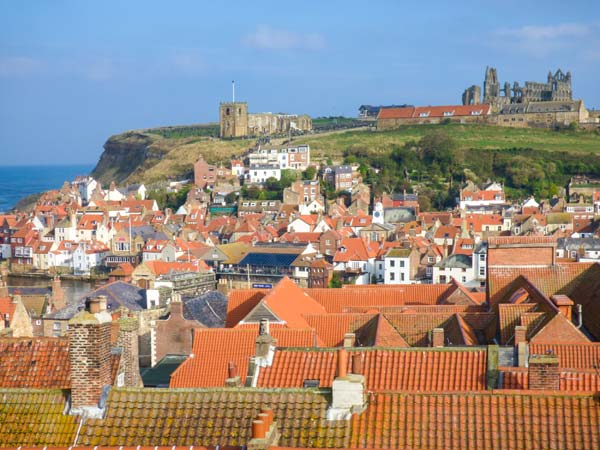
(419, 112), (430, 118)
(443, 111), (454, 117)
(470, 110), (482, 116)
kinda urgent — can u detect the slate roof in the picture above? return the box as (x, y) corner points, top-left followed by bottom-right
(257, 347), (487, 392)
(78, 387), (350, 447)
(239, 252), (299, 267)
(348, 390), (599, 449)
(0, 337), (70, 389)
(8, 286), (51, 296)
(0, 389), (79, 447)
(45, 281), (145, 319)
(182, 291), (228, 328)
(141, 354), (188, 387)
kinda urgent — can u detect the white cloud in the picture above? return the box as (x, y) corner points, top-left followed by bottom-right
(497, 23), (590, 40)
(242, 25), (325, 50)
(0, 56), (45, 77)
(492, 22), (598, 57)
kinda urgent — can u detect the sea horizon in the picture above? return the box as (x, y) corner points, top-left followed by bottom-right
(0, 163), (94, 213)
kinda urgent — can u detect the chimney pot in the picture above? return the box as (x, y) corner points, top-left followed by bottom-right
(260, 407), (274, 429)
(550, 295), (573, 321)
(337, 348), (348, 378)
(228, 361), (238, 379)
(252, 420), (266, 439)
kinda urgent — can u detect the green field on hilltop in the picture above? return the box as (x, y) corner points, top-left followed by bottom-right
(296, 124), (600, 160)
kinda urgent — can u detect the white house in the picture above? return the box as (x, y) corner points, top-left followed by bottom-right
(77, 177), (98, 205)
(432, 253), (476, 286)
(299, 199), (326, 215)
(73, 241), (109, 275)
(248, 164), (281, 184)
(380, 248), (413, 284)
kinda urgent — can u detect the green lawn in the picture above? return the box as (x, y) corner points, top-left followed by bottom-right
(296, 124), (600, 160)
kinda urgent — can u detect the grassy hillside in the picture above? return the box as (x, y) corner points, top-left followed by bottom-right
(296, 124), (600, 161)
(93, 123), (599, 186)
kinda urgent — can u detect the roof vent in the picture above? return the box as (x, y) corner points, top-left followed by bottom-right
(303, 379), (320, 388)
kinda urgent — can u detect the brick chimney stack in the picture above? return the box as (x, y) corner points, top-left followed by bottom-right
(115, 312), (143, 387)
(328, 347), (366, 419)
(431, 328), (444, 347)
(550, 295), (574, 322)
(68, 295), (113, 414)
(246, 319), (277, 386)
(51, 276), (65, 311)
(528, 353), (560, 390)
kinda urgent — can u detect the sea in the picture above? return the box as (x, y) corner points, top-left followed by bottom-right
(0, 164), (94, 213)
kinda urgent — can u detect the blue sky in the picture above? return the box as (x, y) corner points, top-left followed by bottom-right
(1, 0), (599, 166)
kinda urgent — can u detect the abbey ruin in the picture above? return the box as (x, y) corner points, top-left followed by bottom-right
(459, 67), (590, 128)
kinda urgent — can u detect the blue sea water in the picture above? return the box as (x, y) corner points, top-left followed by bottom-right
(0, 164), (94, 213)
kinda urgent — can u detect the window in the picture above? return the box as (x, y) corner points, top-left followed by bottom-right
(461, 276), (467, 282)
(390, 260), (395, 267)
(479, 267), (485, 276)
(479, 253), (485, 262)
(53, 322), (61, 331)
(443, 111), (454, 116)
(390, 272), (395, 281)
(419, 112), (430, 118)
(400, 260), (405, 268)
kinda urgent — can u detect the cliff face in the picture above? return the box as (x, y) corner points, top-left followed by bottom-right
(91, 132), (163, 185)
(89, 127), (252, 187)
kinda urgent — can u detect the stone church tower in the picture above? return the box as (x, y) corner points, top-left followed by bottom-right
(219, 102), (248, 138)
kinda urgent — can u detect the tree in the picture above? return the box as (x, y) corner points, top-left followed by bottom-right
(329, 272), (342, 288)
(303, 166), (317, 180)
(280, 169), (299, 188)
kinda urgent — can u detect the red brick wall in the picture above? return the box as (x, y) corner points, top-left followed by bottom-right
(528, 354), (560, 390)
(154, 302), (200, 363)
(487, 246), (554, 266)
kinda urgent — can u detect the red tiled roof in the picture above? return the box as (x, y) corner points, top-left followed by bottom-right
(306, 285), (450, 313)
(378, 104), (490, 120)
(0, 296), (16, 319)
(500, 366), (600, 392)
(0, 337), (70, 388)
(238, 277), (327, 329)
(487, 263), (594, 308)
(348, 390), (599, 449)
(303, 313), (377, 347)
(169, 327), (316, 388)
(529, 343), (600, 370)
(257, 347), (487, 392)
(225, 289), (267, 328)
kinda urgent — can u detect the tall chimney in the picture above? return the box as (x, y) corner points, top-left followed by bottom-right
(528, 353), (560, 390)
(51, 276), (65, 311)
(115, 313), (143, 387)
(68, 295), (113, 414)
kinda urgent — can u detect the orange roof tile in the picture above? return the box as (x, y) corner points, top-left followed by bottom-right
(257, 347), (487, 391)
(348, 390), (599, 449)
(306, 285), (450, 313)
(169, 327), (316, 388)
(0, 337), (71, 388)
